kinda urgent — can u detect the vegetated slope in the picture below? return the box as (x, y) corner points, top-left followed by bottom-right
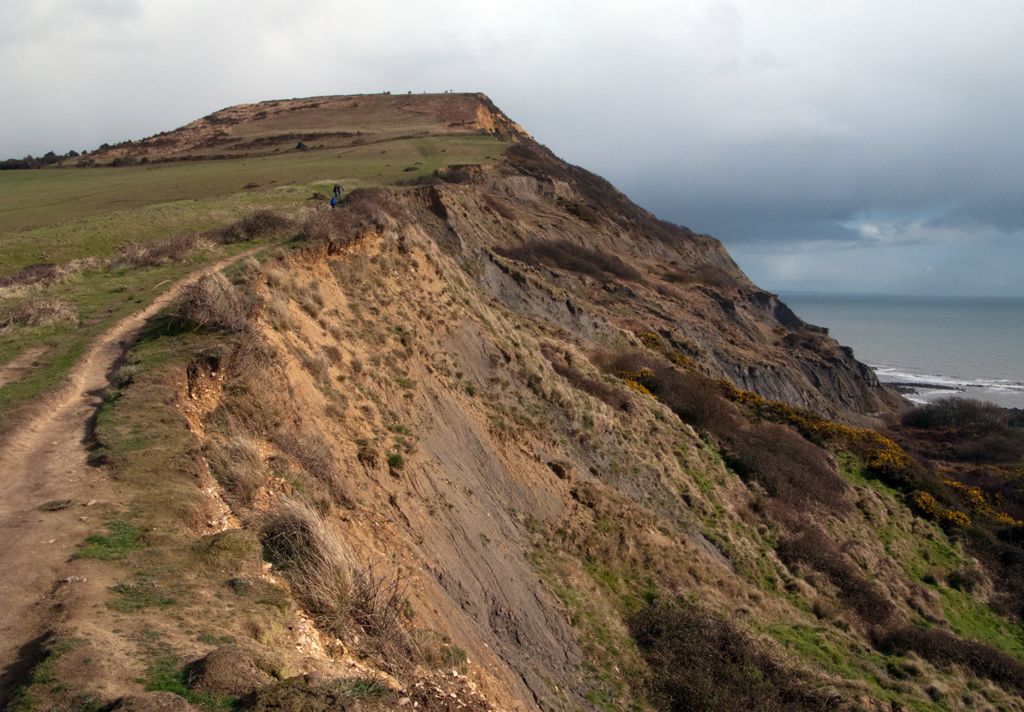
(7, 96), (1024, 712)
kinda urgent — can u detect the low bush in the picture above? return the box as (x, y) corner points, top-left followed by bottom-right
(902, 398), (1008, 435)
(495, 240), (642, 282)
(952, 433), (1024, 464)
(627, 600), (828, 711)
(721, 420), (848, 511)
(777, 526), (896, 623)
(541, 346), (630, 411)
(874, 626), (1024, 694)
(172, 272), (249, 333)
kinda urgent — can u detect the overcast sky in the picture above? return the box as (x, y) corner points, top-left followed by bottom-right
(3, 0), (1022, 296)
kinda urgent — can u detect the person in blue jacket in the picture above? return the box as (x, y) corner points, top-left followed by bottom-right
(330, 195), (337, 209)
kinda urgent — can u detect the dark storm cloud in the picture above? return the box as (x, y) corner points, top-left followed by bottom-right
(2, 0), (1022, 294)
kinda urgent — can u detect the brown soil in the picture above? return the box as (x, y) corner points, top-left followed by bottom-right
(0, 346), (47, 389)
(0, 249), (260, 704)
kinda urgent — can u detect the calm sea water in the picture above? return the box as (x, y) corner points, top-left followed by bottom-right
(779, 293), (1024, 410)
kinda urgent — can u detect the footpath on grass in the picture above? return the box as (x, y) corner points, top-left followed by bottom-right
(0, 247), (261, 704)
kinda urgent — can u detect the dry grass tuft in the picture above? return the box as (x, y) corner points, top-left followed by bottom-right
(204, 435), (265, 506)
(218, 209), (293, 244)
(110, 233), (214, 269)
(0, 297), (79, 329)
(261, 500), (416, 667)
(173, 272), (249, 332)
(262, 499), (354, 634)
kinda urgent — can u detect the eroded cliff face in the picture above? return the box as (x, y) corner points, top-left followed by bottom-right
(351, 142), (901, 421)
(37, 96), (1024, 712)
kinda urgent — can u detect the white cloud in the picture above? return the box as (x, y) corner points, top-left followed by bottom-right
(2, 0), (1023, 294)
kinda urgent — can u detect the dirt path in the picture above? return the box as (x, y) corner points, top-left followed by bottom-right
(0, 249), (259, 703)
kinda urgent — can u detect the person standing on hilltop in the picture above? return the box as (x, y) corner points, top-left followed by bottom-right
(332, 182), (343, 201)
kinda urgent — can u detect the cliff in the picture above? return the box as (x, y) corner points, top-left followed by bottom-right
(7, 94), (1023, 712)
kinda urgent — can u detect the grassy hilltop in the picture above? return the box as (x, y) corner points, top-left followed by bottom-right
(0, 93), (510, 435)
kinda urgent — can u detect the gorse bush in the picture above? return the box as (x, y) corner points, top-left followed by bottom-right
(627, 601), (828, 711)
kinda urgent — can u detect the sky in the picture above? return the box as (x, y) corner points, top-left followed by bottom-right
(2, 0), (1023, 296)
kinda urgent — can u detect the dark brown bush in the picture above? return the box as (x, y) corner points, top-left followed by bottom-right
(542, 347), (630, 411)
(0, 263), (64, 287)
(721, 421), (848, 511)
(172, 272), (249, 332)
(874, 626), (1024, 694)
(495, 240), (642, 282)
(951, 433), (1024, 464)
(777, 526), (896, 623)
(628, 601), (832, 711)
(902, 397), (1008, 435)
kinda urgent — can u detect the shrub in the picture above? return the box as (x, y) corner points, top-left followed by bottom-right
(777, 525), (896, 623)
(874, 626), (1024, 694)
(541, 346), (630, 410)
(172, 272), (249, 332)
(721, 420), (848, 511)
(902, 398), (1008, 435)
(495, 240), (642, 282)
(627, 601), (826, 711)
(952, 433), (1024, 464)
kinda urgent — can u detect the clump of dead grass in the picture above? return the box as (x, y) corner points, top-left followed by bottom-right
(218, 209), (293, 244)
(204, 435), (266, 506)
(262, 499), (354, 633)
(173, 272), (249, 332)
(0, 297), (79, 329)
(261, 499), (416, 668)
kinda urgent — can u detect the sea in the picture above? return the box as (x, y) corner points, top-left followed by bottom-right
(779, 293), (1024, 411)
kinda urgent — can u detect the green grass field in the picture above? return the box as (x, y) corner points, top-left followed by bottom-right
(0, 133), (508, 436)
(0, 135), (506, 273)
